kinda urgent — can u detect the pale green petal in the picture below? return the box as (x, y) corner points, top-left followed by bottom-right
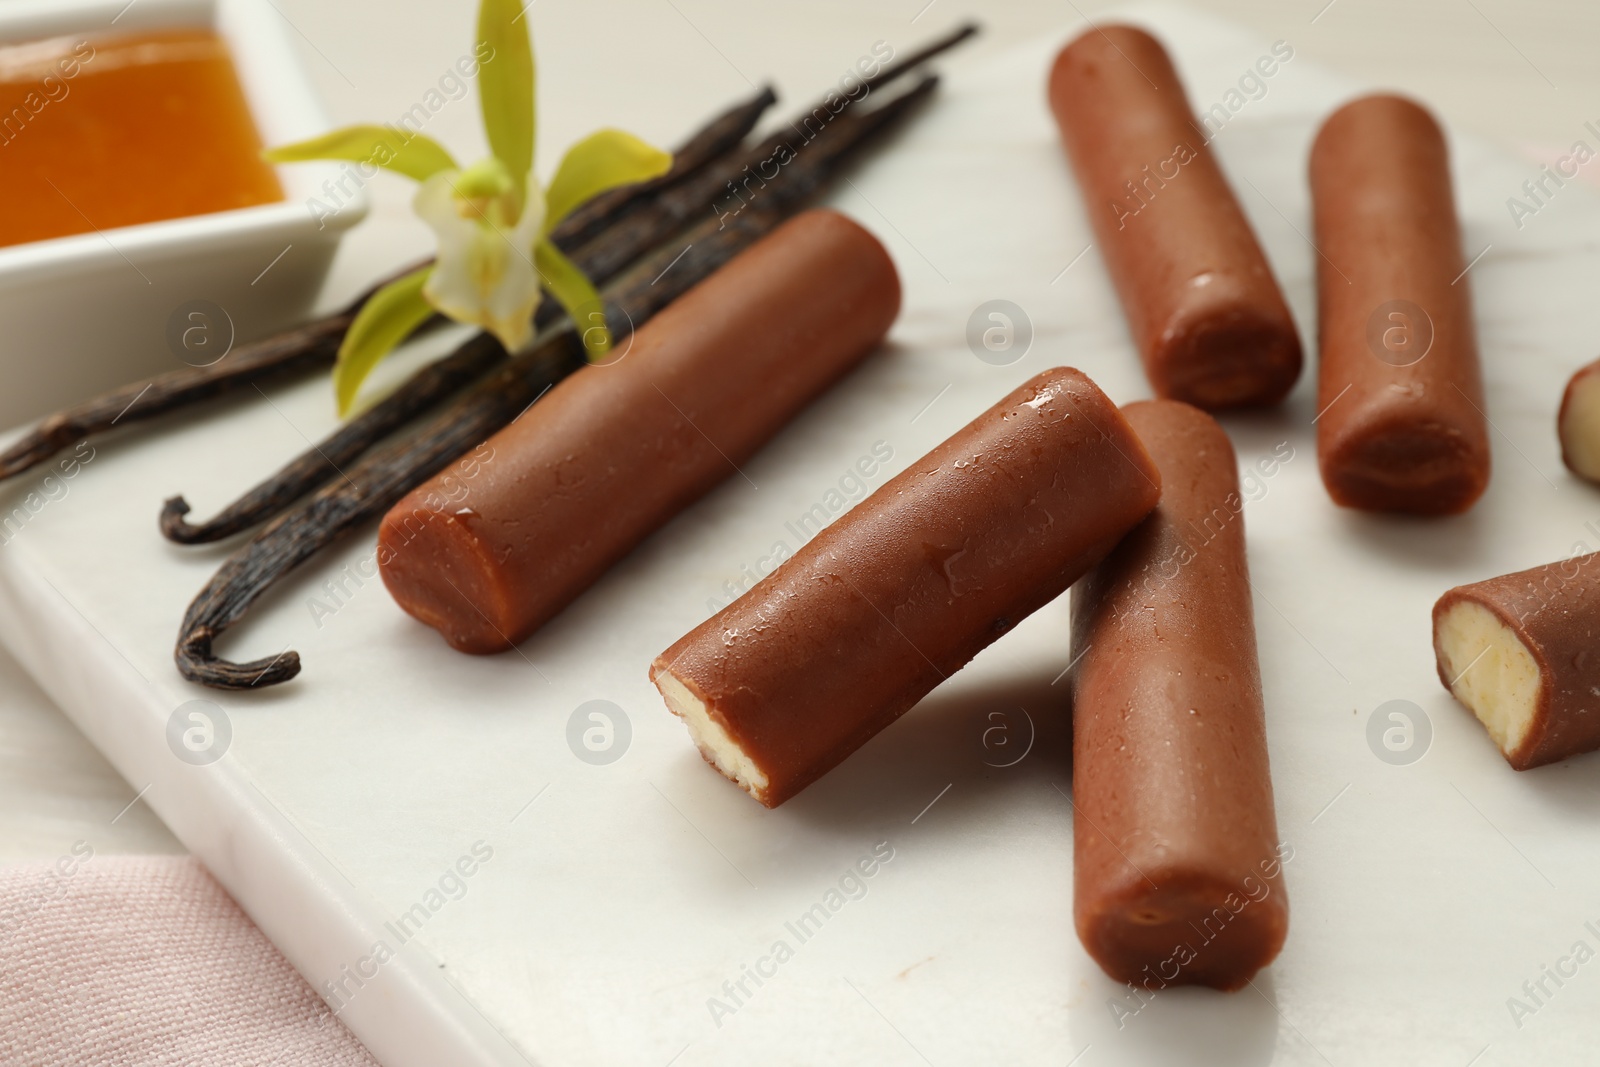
(535, 240), (610, 361)
(263, 124), (457, 183)
(416, 173), (546, 352)
(476, 0), (535, 205)
(544, 129), (673, 228)
(333, 266), (437, 416)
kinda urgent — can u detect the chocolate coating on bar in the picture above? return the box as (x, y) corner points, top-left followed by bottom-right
(1048, 26), (1301, 409)
(652, 367), (1162, 808)
(1310, 94), (1490, 515)
(1434, 553), (1600, 769)
(1069, 399), (1287, 991)
(378, 209), (900, 652)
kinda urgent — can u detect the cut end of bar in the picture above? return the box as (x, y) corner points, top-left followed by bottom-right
(1157, 307), (1302, 411)
(1560, 364), (1600, 483)
(1321, 421), (1488, 515)
(377, 506), (515, 655)
(1079, 873), (1289, 992)
(653, 667), (772, 806)
(1435, 598), (1542, 766)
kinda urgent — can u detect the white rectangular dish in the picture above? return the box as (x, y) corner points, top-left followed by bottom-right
(0, 0), (365, 430)
(3, 5), (1600, 1065)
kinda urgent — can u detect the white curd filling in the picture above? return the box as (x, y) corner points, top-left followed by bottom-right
(656, 670), (770, 801)
(1562, 371), (1600, 481)
(1436, 599), (1542, 758)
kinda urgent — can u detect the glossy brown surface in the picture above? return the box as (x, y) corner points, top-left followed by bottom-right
(1069, 399), (1288, 990)
(1310, 94), (1490, 514)
(1434, 556), (1600, 769)
(378, 209), (901, 652)
(652, 367), (1162, 807)
(0, 29), (282, 248)
(1048, 26), (1301, 410)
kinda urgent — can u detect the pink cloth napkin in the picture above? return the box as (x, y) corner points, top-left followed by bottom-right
(0, 854), (376, 1067)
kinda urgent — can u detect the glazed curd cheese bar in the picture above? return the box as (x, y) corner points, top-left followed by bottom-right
(378, 209), (900, 653)
(1434, 555), (1600, 769)
(651, 367), (1162, 807)
(1309, 95), (1491, 515)
(1048, 25), (1302, 409)
(1069, 399), (1287, 990)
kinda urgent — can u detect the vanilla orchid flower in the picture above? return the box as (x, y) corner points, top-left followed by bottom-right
(414, 157), (546, 351)
(262, 0), (671, 415)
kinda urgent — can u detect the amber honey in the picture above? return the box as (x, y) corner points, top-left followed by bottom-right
(0, 27), (283, 249)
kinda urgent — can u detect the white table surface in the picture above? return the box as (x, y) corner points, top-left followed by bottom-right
(5, 2), (1600, 1065)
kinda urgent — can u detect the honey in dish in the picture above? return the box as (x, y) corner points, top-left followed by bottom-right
(0, 27), (284, 249)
